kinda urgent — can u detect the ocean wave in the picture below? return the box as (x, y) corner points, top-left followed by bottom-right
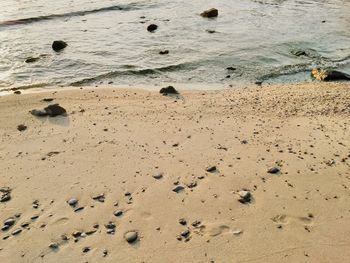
(0, 2), (150, 28)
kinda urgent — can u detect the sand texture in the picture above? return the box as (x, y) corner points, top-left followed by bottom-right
(0, 82), (350, 262)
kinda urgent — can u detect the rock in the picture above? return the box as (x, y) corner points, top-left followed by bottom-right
(103, 249), (108, 257)
(159, 50), (169, 55)
(311, 68), (350, 81)
(0, 188), (11, 203)
(52, 40), (67, 52)
(172, 185), (185, 193)
(25, 57), (39, 63)
(92, 193), (105, 202)
(200, 8), (218, 18)
(42, 98), (54, 102)
(159, 86), (178, 95)
(44, 104), (67, 117)
(113, 210), (123, 217)
(20, 222), (29, 228)
(181, 229), (190, 238)
(124, 231), (138, 243)
(1, 225), (10, 231)
(17, 124), (27, 131)
(267, 166), (280, 174)
(30, 109), (48, 117)
(206, 29), (216, 33)
(49, 243), (59, 250)
(14, 90), (21, 95)
(179, 218), (187, 225)
(4, 218), (15, 227)
(67, 198), (78, 207)
(30, 215), (39, 220)
(206, 166), (217, 172)
(74, 207), (84, 212)
(12, 228), (22, 235)
(105, 222), (116, 229)
(152, 173), (163, 180)
(147, 24), (158, 32)
(72, 231), (82, 238)
(82, 247), (91, 253)
(237, 190), (251, 204)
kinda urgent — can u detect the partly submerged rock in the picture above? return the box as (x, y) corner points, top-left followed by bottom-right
(201, 8), (218, 18)
(147, 24), (158, 32)
(311, 68), (350, 81)
(25, 57), (40, 63)
(52, 40), (68, 52)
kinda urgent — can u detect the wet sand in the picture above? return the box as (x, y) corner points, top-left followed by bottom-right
(0, 82), (350, 262)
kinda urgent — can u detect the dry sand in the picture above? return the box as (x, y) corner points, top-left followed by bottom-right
(0, 82), (349, 262)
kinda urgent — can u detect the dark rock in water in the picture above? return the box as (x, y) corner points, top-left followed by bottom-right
(52, 40), (67, 52)
(311, 68), (350, 81)
(172, 185), (185, 193)
(237, 190), (252, 204)
(147, 24), (158, 32)
(159, 50), (169, 55)
(159, 86), (178, 95)
(201, 8), (218, 18)
(30, 109), (48, 117)
(25, 57), (39, 63)
(44, 104), (67, 117)
(255, 81), (263, 86)
(226, 67), (237, 71)
(17, 124), (27, 131)
(0, 188), (11, 203)
(124, 231), (138, 243)
(267, 166), (280, 174)
(14, 90), (21, 95)
(206, 29), (216, 34)
(292, 50), (307, 57)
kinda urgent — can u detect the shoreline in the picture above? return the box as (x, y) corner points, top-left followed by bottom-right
(0, 82), (350, 262)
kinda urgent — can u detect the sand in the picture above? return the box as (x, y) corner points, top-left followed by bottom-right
(0, 82), (349, 262)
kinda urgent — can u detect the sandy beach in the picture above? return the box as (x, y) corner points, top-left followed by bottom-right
(0, 82), (350, 263)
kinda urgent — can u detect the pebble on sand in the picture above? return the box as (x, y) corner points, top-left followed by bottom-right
(17, 124), (27, 131)
(172, 185), (185, 193)
(206, 166), (217, 172)
(159, 86), (178, 95)
(124, 231), (138, 243)
(237, 190), (252, 204)
(267, 166), (280, 174)
(67, 198), (78, 207)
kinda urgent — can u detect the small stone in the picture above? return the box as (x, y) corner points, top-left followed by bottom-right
(152, 173), (163, 180)
(44, 104), (67, 117)
(74, 207), (84, 212)
(72, 231), (82, 238)
(0, 188), (11, 203)
(17, 124), (27, 131)
(114, 210), (123, 217)
(200, 8), (218, 18)
(30, 109), (48, 117)
(159, 50), (169, 55)
(181, 230), (190, 238)
(106, 229), (115, 234)
(172, 185), (185, 193)
(14, 90), (21, 94)
(92, 193), (105, 202)
(25, 57), (39, 63)
(147, 24), (158, 32)
(237, 190), (251, 204)
(30, 215), (39, 220)
(82, 247), (91, 253)
(12, 228), (22, 235)
(124, 231), (138, 243)
(4, 218), (16, 227)
(52, 40), (68, 52)
(20, 222), (30, 228)
(67, 198), (78, 207)
(103, 249), (108, 257)
(179, 218), (187, 225)
(267, 167), (280, 174)
(206, 166), (217, 172)
(159, 86), (178, 95)
(105, 223), (116, 229)
(191, 220), (201, 227)
(1, 225), (10, 231)
(49, 243), (59, 250)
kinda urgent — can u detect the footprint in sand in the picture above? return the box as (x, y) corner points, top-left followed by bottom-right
(271, 214), (314, 229)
